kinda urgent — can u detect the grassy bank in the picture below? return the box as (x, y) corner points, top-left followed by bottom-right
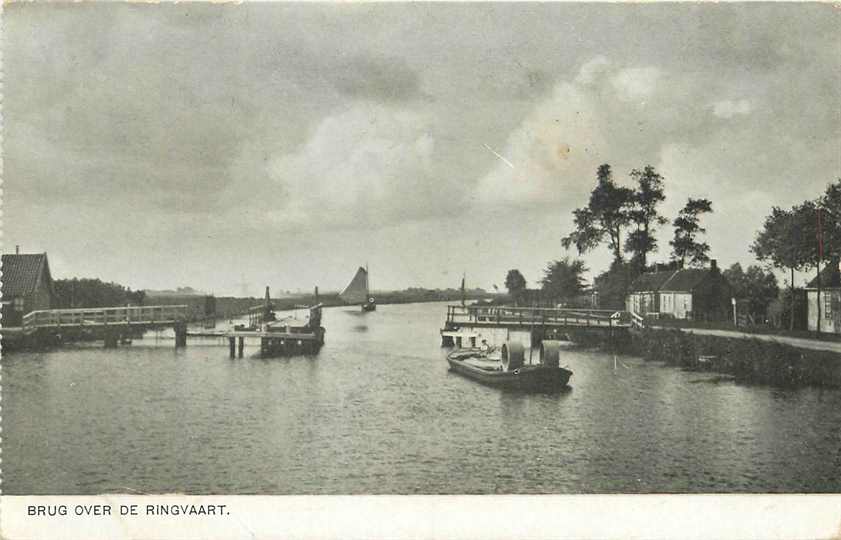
(627, 328), (841, 388)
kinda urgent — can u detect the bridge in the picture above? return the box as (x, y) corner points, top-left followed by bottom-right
(14, 305), (190, 348)
(441, 304), (632, 346)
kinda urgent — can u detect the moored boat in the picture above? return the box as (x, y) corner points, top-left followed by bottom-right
(447, 340), (572, 391)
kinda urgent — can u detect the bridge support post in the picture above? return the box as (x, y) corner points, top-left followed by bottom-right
(238, 336), (244, 358)
(229, 337), (236, 358)
(104, 331), (119, 348)
(174, 323), (187, 348)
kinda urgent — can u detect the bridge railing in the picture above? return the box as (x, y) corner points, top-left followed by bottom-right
(446, 305), (630, 328)
(22, 305), (189, 330)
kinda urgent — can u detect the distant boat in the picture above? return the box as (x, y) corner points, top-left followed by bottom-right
(340, 265), (376, 312)
(447, 340), (572, 391)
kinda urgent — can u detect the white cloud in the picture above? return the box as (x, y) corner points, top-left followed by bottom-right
(232, 104), (440, 231)
(575, 55), (611, 86)
(476, 58), (667, 207)
(712, 99), (752, 119)
(475, 79), (607, 206)
(611, 67), (661, 103)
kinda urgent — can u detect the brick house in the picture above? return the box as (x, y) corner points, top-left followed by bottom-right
(626, 260), (733, 321)
(1, 251), (55, 327)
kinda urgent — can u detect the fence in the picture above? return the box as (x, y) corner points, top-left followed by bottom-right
(445, 305), (629, 328)
(22, 305), (189, 330)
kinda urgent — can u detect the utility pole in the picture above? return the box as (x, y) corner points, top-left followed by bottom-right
(816, 207), (822, 335)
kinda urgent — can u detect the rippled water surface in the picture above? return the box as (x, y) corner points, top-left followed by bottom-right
(4, 302), (841, 494)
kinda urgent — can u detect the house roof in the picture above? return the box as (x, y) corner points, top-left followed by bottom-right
(629, 268), (722, 293)
(2, 253), (51, 297)
(660, 269), (712, 292)
(628, 271), (675, 292)
(806, 261), (841, 289)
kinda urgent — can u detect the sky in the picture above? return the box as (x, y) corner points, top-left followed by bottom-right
(4, 3), (840, 296)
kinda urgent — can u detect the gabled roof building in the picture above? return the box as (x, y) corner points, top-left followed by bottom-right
(1, 250), (55, 327)
(805, 259), (841, 334)
(626, 260), (732, 321)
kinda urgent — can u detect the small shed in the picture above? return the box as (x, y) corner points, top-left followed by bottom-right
(1, 251), (55, 327)
(805, 259), (841, 334)
(626, 260), (732, 321)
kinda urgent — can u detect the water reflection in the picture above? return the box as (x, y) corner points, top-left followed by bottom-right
(3, 301), (841, 494)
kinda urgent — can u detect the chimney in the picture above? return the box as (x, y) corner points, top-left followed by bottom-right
(710, 259), (718, 272)
(15, 245), (20, 255)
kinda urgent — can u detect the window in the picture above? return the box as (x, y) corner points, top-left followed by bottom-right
(825, 294), (832, 319)
(13, 297), (24, 312)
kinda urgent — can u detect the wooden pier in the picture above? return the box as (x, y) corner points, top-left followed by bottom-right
(440, 304), (631, 346)
(186, 327), (325, 357)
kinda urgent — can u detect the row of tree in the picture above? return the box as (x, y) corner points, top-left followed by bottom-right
(504, 257), (589, 307)
(503, 165), (839, 328)
(502, 163), (713, 307)
(561, 164), (714, 270)
(53, 278), (146, 309)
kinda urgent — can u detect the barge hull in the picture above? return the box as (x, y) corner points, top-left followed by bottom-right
(447, 358), (571, 391)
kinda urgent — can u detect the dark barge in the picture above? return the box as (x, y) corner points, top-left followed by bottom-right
(447, 341), (572, 391)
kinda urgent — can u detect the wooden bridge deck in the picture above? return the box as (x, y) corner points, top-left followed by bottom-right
(20, 305), (189, 334)
(443, 304), (631, 331)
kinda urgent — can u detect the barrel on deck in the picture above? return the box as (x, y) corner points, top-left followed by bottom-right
(501, 341), (525, 372)
(540, 340), (561, 368)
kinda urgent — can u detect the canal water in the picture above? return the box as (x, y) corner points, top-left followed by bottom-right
(4, 301), (841, 494)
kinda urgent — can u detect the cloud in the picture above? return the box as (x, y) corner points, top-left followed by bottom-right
(228, 104), (442, 231)
(476, 58), (670, 208)
(475, 78), (607, 206)
(575, 56), (610, 86)
(712, 99), (752, 119)
(333, 56), (424, 103)
(611, 67), (661, 103)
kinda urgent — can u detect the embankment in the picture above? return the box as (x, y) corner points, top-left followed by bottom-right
(626, 328), (841, 388)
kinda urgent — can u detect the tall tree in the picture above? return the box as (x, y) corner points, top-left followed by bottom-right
(504, 269), (527, 304)
(562, 164), (634, 262)
(540, 257), (588, 303)
(751, 205), (812, 330)
(670, 198), (713, 267)
(625, 165), (667, 270)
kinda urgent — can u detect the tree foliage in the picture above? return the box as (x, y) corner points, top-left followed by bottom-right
(817, 179), (841, 261)
(723, 263), (779, 323)
(53, 278), (146, 309)
(540, 257), (588, 303)
(751, 204), (816, 329)
(592, 259), (639, 310)
(625, 165), (668, 270)
(562, 164), (634, 262)
(751, 205), (812, 273)
(504, 269), (527, 304)
(670, 198), (713, 267)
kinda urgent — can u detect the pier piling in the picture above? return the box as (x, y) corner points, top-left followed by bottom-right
(104, 331), (119, 348)
(238, 336), (244, 358)
(174, 323), (188, 348)
(229, 337), (236, 358)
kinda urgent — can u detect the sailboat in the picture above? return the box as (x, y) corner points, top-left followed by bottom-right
(340, 265), (376, 312)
